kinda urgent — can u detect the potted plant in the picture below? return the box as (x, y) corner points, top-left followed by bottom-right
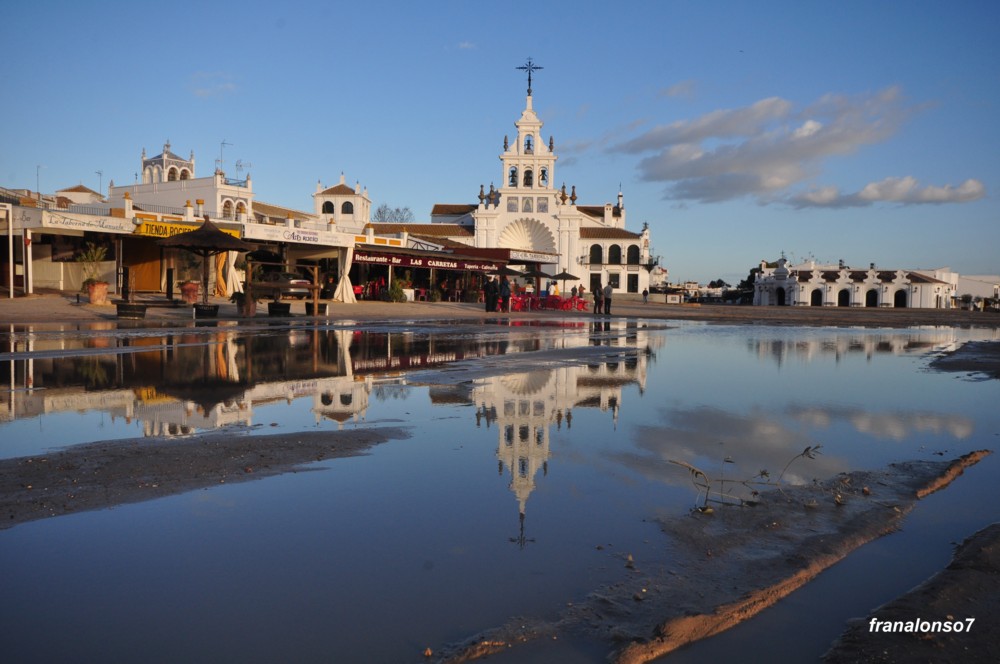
(231, 290), (258, 317)
(77, 242), (109, 304)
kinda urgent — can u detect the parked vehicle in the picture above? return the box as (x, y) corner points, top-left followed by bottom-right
(259, 271), (311, 299)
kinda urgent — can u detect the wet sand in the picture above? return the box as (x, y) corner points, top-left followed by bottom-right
(823, 523), (1000, 663)
(0, 428), (411, 530)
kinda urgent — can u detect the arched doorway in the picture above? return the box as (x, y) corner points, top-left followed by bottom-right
(893, 290), (908, 308)
(865, 289), (879, 307)
(838, 289), (851, 307)
(810, 288), (823, 306)
(776, 287), (786, 306)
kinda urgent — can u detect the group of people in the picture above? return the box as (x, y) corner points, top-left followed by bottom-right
(592, 283), (614, 315)
(484, 274), (511, 313)
(485, 274), (618, 315)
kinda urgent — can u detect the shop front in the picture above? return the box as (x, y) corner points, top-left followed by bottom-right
(130, 215), (243, 295)
(352, 247), (503, 302)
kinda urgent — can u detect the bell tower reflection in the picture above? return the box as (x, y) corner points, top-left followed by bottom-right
(472, 322), (661, 547)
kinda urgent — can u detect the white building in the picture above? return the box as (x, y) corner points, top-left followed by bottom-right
(366, 74), (658, 297)
(753, 258), (958, 308)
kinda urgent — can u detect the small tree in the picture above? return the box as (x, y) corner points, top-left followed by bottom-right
(372, 204), (415, 223)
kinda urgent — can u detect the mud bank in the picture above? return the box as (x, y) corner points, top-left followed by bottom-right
(434, 451), (990, 664)
(823, 522), (1000, 663)
(0, 427), (410, 530)
(928, 339), (1000, 379)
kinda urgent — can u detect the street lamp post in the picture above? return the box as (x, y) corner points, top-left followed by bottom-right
(2, 203), (12, 298)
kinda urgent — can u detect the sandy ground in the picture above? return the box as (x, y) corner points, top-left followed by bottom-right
(1, 289), (999, 329)
(2, 290), (998, 662)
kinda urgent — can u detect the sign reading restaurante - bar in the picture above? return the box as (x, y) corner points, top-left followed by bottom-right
(353, 249), (500, 272)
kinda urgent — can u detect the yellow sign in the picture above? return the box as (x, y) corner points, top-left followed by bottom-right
(134, 220), (241, 239)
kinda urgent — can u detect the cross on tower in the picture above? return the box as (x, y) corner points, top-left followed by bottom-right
(516, 57), (543, 96)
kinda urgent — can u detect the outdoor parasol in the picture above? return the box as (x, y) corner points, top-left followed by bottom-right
(551, 269), (579, 294)
(157, 216), (253, 305)
(493, 265), (524, 277)
(521, 267), (552, 280)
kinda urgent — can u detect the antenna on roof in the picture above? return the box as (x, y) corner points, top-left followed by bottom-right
(216, 139), (232, 173)
(235, 159), (253, 177)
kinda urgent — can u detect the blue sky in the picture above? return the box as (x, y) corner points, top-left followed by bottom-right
(2, 1), (997, 284)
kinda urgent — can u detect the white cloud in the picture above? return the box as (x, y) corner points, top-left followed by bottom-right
(661, 80), (697, 99)
(606, 86), (976, 206)
(457, 41), (475, 49)
(190, 71), (237, 98)
(792, 120), (822, 139)
(789, 176), (986, 208)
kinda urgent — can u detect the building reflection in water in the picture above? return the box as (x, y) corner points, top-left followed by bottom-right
(470, 320), (661, 546)
(749, 328), (1000, 367)
(3, 322), (981, 535)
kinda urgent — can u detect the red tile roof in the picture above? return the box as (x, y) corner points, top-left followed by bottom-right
(577, 205), (622, 219)
(60, 184), (100, 194)
(319, 184), (356, 196)
(579, 227), (641, 239)
(364, 223), (474, 237)
(431, 204), (476, 215)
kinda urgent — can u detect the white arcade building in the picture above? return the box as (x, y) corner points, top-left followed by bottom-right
(753, 258), (958, 308)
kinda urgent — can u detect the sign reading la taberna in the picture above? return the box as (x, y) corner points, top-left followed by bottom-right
(353, 250), (499, 272)
(41, 211), (136, 234)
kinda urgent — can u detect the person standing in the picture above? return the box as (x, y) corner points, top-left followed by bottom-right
(593, 284), (604, 315)
(603, 283), (614, 315)
(642, 288), (648, 304)
(499, 275), (511, 312)
(485, 275), (499, 312)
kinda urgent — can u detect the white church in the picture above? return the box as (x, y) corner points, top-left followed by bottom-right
(356, 59), (657, 297)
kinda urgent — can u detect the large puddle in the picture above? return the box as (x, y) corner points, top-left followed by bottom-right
(1, 319), (997, 662)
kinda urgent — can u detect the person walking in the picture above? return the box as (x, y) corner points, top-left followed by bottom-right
(603, 283), (614, 315)
(499, 275), (511, 312)
(642, 288), (648, 304)
(593, 284), (604, 315)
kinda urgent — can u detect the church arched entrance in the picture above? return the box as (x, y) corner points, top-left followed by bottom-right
(865, 289), (879, 307)
(838, 288), (851, 307)
(775, 287), (786, 306)
(810, 288), (823, 306)
(893, 290), (908, 308)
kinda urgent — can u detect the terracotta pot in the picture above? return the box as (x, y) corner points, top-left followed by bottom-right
(87, 281), (109, 305)
(179, 281), (200, 304)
